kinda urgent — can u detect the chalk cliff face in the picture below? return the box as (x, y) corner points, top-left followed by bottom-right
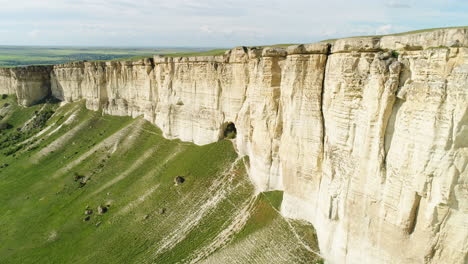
(2, 28), (467, 264)
(0, 66), (52, 106)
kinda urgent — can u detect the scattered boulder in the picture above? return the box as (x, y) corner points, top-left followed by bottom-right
(0, 122), (13, 131)
(378, 51), (392, 60)
(143, 214), (150, 220)
(174, 176), (185, 185)
(159, 208), (166, 215)
(262, 47), (287, 57)
(83, 216), (91, 222)
(95, 221), (102, 227)
(97, 205), (108, 214)
(84, 209), (93, 215)
(73, 172), (84, 182)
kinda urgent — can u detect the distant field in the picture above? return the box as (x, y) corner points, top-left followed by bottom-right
(0, 46), (212, 67)
(0, 43), (305, 67)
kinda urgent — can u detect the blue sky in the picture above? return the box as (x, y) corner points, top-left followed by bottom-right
(0, 0), (467, 47)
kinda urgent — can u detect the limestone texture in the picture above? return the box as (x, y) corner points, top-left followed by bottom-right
(0, 66), (52, 106)
(2, 27), (468, 264)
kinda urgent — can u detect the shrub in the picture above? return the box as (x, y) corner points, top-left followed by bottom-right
(0, 122), (13, 131)
(225, 131), (236, 139)
(4, 145), (22, 156)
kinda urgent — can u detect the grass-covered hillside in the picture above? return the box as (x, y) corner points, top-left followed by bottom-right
(0, 95), (322, 264)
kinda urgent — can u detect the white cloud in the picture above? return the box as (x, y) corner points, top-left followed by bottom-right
(385, 0), (411, 8)
(200, 26), (214, 34)
(27, 30), (40, 38)
(376, 24), (394, 35)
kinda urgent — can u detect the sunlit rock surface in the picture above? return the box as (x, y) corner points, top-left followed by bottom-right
(0, 66), (52, 106)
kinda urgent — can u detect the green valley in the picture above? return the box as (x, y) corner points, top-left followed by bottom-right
(0, 96), (322, 264)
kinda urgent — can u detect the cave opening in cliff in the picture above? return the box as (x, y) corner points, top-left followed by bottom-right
(222, 122), (237, 139)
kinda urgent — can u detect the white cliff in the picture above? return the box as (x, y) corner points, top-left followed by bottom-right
(2, 27), (467, 264)
(0, 66), (52, 106)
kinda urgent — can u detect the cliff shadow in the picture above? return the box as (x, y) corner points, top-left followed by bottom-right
(220, 122), (237, 140)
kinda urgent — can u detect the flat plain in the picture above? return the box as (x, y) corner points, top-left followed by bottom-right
(0, 46), (212, 67)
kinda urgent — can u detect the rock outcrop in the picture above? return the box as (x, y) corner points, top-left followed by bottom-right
(0, 66), (52, 106)
(1, 28), (467, 264)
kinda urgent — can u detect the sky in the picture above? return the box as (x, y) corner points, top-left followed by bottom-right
(0, 0), (467, 47)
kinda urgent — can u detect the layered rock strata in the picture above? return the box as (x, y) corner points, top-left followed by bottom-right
(0, 66), (52, 106)
(1, 28), (467, 264)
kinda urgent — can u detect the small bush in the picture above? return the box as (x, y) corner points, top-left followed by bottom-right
(0, 122), (13, 131)
(4, 145), (22, 156)
(225, 131), (236, 139)
(391, 50), (399, 58)
(1, 94), (7, 100)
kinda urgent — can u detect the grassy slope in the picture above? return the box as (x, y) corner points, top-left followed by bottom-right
(0, 98), (321, 264)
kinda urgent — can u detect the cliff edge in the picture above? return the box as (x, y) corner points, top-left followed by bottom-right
(1, 27), (467, 264)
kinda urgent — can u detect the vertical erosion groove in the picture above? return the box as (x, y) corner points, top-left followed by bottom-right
(319, 44), (331, 168)
(407, 193), (422, 235)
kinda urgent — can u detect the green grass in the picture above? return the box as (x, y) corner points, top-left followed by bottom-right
(232, 191), (284, 242)
(0, 99), (322, 264)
